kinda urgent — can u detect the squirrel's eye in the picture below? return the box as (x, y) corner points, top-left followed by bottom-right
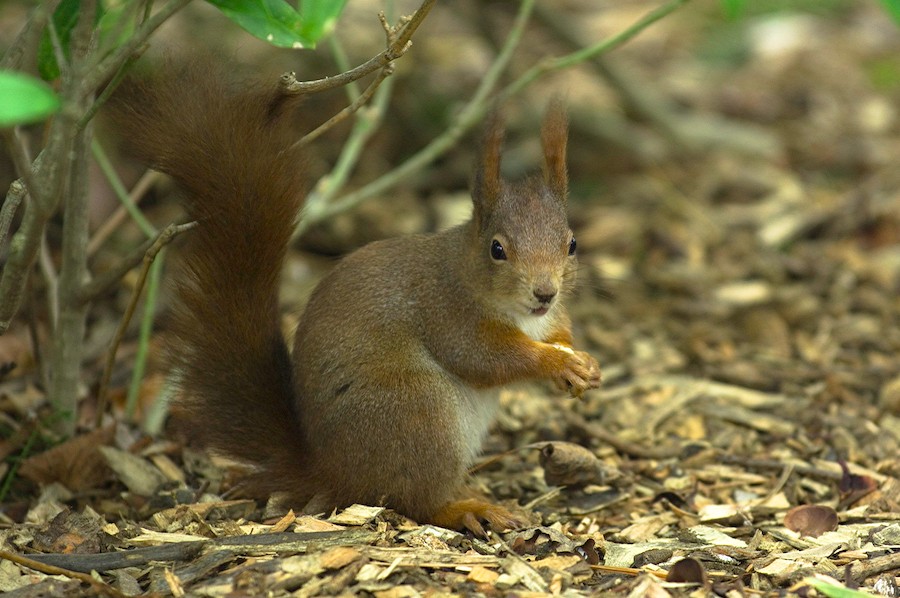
(490, 239), (507, 261)
(568, 236), (577, 256)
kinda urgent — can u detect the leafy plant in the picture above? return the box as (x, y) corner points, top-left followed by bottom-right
(0, 0), (690, 441)
(0, 0), (355, 436)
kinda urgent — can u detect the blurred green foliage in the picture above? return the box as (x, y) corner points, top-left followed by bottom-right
(0, 70), (60, 126)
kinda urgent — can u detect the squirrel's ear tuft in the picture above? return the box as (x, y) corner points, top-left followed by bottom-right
(541, 96), (568, 203)
(473, 110), (504, 221)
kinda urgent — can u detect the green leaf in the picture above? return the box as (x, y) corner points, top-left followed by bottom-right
(805, 577), (872, 598)
(0, 71), (61, 126)
(298, 0), (348, 42)
(720, 0), (747, 19)
(205, 0), (347, 48)
(37, 0), (83, 80)
(97, 2), (136, 53)
(37, 0), (107, 81)
(879, 0), (900, 25)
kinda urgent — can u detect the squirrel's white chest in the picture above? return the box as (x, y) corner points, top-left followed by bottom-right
(516, 314), (554, 341)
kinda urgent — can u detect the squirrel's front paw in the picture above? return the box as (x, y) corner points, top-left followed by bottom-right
(551, 345), (602, 398)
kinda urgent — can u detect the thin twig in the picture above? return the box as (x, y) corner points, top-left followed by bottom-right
(299, 0), (690, 231)
(81, 0), (191, 95)
(497, 0), (691, 104)
(300, 72), (396, 233)
(0, 180), (26, 257)
(79, 52), (144, 131)
(39, 230), (59, 328)
(719, 455), (845, 481)
(44, 10), (70, 79)
(125, 251), (164, 420)
(1, 129), (41, 207)
(79, 235), (155, 305)
(296, 64), (395, 148)
(563, 411), (675, 460)
(95, 222), (196, 426)
(849, 551), (900, 584)
(77, 0), (154, 129)
(87, 170), (162, 257)
(0, 549), (127, 598)
(293, 9), (398, 147)
(297, 0), (537, 232)
(281, 0), (435, 95)
(0, 0), (62, 70)
(590, 564), (669, 580)
(0, 13), (86, 335)
(328, 31), (363, 101)
(0, 200), (51, 334)
(756, 463), (794, 507)
(533, 4), (685, 142)
(296, 7), (399, 233)
(92, 139), (157, 237)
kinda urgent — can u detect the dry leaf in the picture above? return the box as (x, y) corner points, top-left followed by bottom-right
(31, 507), (107, 554)
(577, 538), (601, 565)
(666, 557), (708, 585)
(98, 445), (168, 496)
(18, 426), (115, 492)
(783, 505), (839, 538)
(838, 460), (878, 506)
(539, 441), (614, 487)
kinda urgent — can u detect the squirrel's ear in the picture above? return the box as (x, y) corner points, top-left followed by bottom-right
(541, 97), (568, 202)
(473, 110), (504, 222)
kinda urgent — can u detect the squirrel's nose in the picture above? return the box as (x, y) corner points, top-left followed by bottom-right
(534, 289), (557, 305)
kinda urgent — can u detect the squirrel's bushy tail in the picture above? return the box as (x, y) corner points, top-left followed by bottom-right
(111, 63), (312, 501)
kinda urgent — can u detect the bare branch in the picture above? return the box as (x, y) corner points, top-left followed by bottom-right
(497, 0), (691, 104)
(281, 0), (435, 95)
(81, 0), (192, 95)
(39, 231), (59, 329)
(299, 0), (691, 232)
(298, 0), (537, 231)
(0, 549), (126, 598)
(87, 170), (161, 258)
(0, 196), (53, 334)
(296, 64), (395, 148)
(1, 129), (42, 208)
(0, 0), (62, 70)
(0, 180), (26, 257)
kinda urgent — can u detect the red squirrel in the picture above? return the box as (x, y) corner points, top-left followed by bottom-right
(111, 64), (601, 535)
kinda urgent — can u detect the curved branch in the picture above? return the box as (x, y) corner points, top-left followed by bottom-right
(281, 0), (435, 95)
(297, 0), (538, 231)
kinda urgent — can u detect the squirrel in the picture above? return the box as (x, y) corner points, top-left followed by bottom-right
(110, 63), (602, 535)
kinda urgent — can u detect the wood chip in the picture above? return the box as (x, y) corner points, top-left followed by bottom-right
(98, 446), (167, 496)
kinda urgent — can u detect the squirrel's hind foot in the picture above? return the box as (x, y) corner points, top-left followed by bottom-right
(430, 498), (523, 537)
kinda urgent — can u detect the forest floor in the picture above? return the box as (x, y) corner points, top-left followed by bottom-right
(1, 0), (900, 596)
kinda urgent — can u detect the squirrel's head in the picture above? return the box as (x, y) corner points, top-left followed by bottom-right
(470, 99), (577, 326)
